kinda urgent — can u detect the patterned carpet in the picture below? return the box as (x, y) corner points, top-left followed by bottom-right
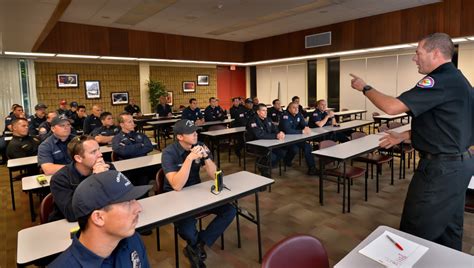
(0, 150), (472, 268)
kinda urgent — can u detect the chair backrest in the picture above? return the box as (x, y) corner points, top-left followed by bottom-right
(40, 193), (54, 224)
(372, 112), (380, 117)
(351, 131), (367, 140)
(388, 121), (402, 129)
(319, 140), (337, 149)
(378, 124), (389, 133)
(155, 168), (165, 195)
(465, 189), (474, 213)
(341, 108), (348, 111)
(261, 235), (329, 268)
(111, 151), (119, 162)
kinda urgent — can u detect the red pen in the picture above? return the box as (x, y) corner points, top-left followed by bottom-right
(386, 234), (404, 251)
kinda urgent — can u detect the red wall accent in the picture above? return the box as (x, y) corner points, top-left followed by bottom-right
(217, 66), (246, 110)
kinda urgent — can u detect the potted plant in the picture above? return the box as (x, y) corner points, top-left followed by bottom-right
(147, 80), (167, 110)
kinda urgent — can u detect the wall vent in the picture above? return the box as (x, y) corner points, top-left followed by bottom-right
(305, 31), (331, 48)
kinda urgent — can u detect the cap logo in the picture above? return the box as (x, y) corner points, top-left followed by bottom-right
(116, 172), (131, 186)
(186, 120), (194, 127)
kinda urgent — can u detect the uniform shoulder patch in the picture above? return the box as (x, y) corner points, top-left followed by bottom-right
(416, 76), (435, 88)
(283, 115), (288, 119)
(251, 123), (257, 128)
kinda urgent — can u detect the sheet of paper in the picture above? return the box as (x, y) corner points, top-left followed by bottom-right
(358, 230), (429, 267)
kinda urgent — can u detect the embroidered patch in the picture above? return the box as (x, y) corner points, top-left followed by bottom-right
(239, 113), (244, 117)
(297, 118), (300, 122)
(283, 115), (288, 119)
(251, 123), (257, 127)
(272, 113), (276, 116)
(131, 250), (141, 268)
(417, 76), (435, 88)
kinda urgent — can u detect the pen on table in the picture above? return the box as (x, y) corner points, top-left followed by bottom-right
(386, 234), (404, 251)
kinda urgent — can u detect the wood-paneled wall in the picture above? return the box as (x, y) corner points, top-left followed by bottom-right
(35, 0), (474, 63)
(245, 0), (474, 61)
(37, 22), (245, 62)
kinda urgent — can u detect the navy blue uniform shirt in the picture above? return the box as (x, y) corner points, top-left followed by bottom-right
(308, 109), (331, 128)
(181, 106), (203, 121)
(161, 141), (211, 192)
(112, 131), (153, 160)
(4, 114), (17, 133)
(204, 105), (226, 121)
(49, 232), (150, 268)
(6, 135), (39, 159)
(398, 62), (473, 154)
(83, 114), (102, 135)
(267, 107), (283, 123)
(90, 126), (120, 137)
(27, 114), (46, 136)
(279, 111), (307, 134)
(231, 107), (254, 127)
(246, 116), (279, 141)
(37, 134), (74, 167)
(155, 103), (173, 117)
(49, 162), (116, 222)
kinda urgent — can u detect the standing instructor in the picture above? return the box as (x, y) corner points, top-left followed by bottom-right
(350, 32), (473, 250)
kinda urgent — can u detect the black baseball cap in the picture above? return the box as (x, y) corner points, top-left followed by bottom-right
(35, 103), (47, 110)
(245, 98), (253, 104)
(72, 170), (152, 218)
(51, 116), (70, 126)
(70, 101), (78, 107)
(174, 119), (198, 135)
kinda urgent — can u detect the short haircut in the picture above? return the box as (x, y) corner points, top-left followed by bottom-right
(291, 96), (299, 102)
(316, 99), (326, 106)
(78, 105), (86, 110)
(288, 101), (298, 109)
(421, 33), (454, 59)
(11, 118), (28, 127)
(77, 214), (90, 231)
(99, 111), (112, 121)
(209, 97), (216, 102)
(117, 112), (131, 123)
(272, 99), (280, 105)
(189, 98), (197, 104)
(232, 97), (240, 102)
(257, 103), (267, 110)
(67, 135), (95, 162)
(14, 105), (23, 111)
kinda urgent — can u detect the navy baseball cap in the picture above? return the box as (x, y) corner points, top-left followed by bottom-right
(70, 101), (78, 107)
(174, 119), (199, 135)
(34, 103), (48, 110)
(72, 170), (152, 218)
(51, 116), (70, 126)
(244, 98), (253, 104)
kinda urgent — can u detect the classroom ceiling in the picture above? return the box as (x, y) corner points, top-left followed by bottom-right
(0, 0), (440, 52)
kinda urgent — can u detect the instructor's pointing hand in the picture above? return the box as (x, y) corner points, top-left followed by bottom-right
(350, 73), (366, 91)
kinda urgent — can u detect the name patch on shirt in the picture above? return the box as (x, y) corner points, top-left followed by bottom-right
(417, 76), (435, 88)
(251, 123), (257, 128)
(283, 115), (288, 119)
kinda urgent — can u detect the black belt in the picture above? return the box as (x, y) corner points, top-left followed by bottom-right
(419, 151), (471, 161)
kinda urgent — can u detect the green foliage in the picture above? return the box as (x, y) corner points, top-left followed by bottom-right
(147, 80), (167, 109)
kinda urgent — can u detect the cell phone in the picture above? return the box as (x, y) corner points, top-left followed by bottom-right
(214, 170), (223, 193)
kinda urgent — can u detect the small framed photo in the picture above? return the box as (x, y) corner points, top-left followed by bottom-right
(167, 91), (173, 106)
(57, 73), (79, 88)
(197, 75), (209, 86)
(84, 80), (101, 99)
(111, 92), (129, 105)
(182, 81), (196, 92)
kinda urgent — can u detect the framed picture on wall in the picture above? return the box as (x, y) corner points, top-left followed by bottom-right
(57, 73), (79, 88)
(197, 75), (209, 86)
(182, 81), (196, 92)
(111, 92), (129, 105)
(84, 80), (101, 99)
(167, 91), (173, 106)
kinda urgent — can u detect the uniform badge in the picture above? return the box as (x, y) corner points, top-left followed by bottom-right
(297, 117), (300, 122)
(416, 76), (435, 88)
(283, 115), (288, 119)
(130, 250), (141, 268)
(251, 123), (257, 127)
(272, 113), (276, 116)
(239, 113), (244, 117)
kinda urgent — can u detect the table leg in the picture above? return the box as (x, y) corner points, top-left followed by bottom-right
(319, 158), (324, 205)
(268, 148), (273, 179)
(29, 192), (35, 222)
(9, 169), (15, 210)
(255, 192), (263, 263)
(217, 138), (221, 169)
(243, 141), (247, 171)
(342, 162), (346, 213)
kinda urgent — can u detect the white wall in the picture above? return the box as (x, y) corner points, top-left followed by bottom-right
(458, 42), (474, 85)
(339, 50), (424, 119)
(316, 59), (328, 101)
(256, 62), (307, 106)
